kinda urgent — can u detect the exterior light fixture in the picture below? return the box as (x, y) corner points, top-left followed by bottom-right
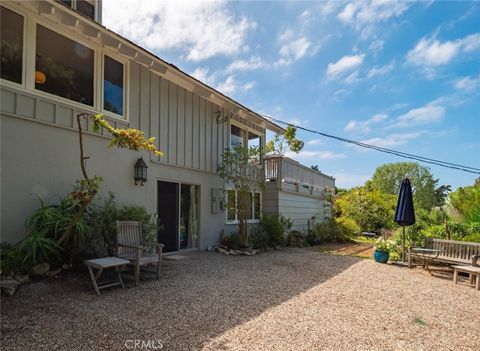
(134, 157), (148, 186)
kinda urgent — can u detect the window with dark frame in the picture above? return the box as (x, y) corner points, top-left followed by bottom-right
(230, 125), (244, 148)
(0, 7), (24, 84)
(104, 55), (124, 116)
(76, 0), (95, 20)
(35, 24), (94, 106)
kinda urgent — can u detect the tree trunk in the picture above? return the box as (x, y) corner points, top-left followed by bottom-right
(237, 191), (251, 247)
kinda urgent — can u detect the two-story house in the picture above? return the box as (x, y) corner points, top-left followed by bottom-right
(1, 0), (334, 252)
(0, 0), (289, 252)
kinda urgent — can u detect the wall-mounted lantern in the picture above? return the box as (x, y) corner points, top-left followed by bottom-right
(134, 157), (148, 186)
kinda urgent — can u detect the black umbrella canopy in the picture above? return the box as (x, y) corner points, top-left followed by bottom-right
(394, 177), (416, 226)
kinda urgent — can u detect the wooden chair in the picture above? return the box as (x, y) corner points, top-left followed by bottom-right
(115, 221), (164, 287)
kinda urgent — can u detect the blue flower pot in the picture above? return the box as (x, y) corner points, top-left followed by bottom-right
(374, 250), (389, 263)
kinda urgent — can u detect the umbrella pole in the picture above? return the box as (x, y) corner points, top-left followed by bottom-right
(402, 226), (406, 262)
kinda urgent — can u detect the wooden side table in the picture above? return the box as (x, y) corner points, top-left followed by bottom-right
(453, 265), (480, 290)
(84, 257), (130, 295)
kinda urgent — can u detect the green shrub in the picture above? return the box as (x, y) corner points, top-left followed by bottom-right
(336, 217), (360, 237)
(249, 228), (270, 250)
(255, 214), (292, 248)
(220, 231), (242, 250)
(307, 219), (337, 244)
(286, 230), (307, 247)
(0, 243), (26, 275)
(17, 229), (60, 266)
(85, 192), (158, 256)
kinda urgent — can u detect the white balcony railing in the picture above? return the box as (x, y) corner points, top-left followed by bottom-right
(264, 155), (335, 190)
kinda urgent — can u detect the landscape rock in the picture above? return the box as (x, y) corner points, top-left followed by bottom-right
(228, 250), (238, 255)
(62, 263), (72, 270)
(0, 280), (19, 296)
(14, 274), (30, 284)
(215, 247), (229, 255)
(46, 268), (62, 277)
(31, 263), (51, 276)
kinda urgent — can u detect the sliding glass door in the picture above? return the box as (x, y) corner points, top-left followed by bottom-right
(157, 180), (200, 252)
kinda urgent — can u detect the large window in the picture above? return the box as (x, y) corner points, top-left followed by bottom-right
(35, 24), (94, 106)
(230, 124), (262, 149)
(226, 190), (261, 223)
(104, 55), (124, 115)
(230, 125), (244, 148)
(0, 7), (24, 84)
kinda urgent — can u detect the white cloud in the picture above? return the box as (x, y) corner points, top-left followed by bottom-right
(327, 54), (365, 80)
(454, 75), (480, 91)
(406, 33), (480, 67)
(338, 1), (410, 39)
(274, 30), (312, 68)
(191, 67), (213, 85)
(344, 113), (388, 133)
(216, 75), (255, 95)
(103, 0), (256, 61)
(333, 172), (370, 188)
(226, 56), (269, 73)
(280, 37), (311, 60)
(369, 39), (384, 54)
(367, 63), (394, 78)
(307, 139), (323, 145)
(360, 132), (422, 148)
(285, 150), (346, 160)
(344, 71), (360, 84)
(288, 119), (309, 126)
(393, 103), (445, 127)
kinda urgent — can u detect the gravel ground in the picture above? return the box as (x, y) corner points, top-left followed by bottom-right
(1, 248), (479, 351)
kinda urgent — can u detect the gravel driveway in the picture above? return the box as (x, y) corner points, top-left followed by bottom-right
(1, 248), (479, 351)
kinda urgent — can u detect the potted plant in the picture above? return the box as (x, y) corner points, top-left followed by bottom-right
(373, 237), (393, 263)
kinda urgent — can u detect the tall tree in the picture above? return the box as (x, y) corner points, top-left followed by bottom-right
(369, 162), (437, 210)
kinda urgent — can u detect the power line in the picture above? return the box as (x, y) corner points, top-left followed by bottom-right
(261, 114), (480, 175)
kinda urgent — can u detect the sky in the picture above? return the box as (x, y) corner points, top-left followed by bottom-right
(103, 0), (480, 189)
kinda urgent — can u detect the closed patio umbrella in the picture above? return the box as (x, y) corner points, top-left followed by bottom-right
(394, 177), (416, 262)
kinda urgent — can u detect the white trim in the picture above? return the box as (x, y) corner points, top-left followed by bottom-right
(1, 6), (130, 122)
(225, 189), (262, 225)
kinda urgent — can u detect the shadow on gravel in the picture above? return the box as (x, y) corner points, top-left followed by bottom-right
(1, 248), (361, 350)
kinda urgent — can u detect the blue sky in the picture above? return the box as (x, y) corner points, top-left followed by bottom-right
(103, 1), (480, 189)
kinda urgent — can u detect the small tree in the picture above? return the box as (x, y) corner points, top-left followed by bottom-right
(58, 113), (163, 245)
(217, 144), (264, 247)
(266, 125), (304, 155)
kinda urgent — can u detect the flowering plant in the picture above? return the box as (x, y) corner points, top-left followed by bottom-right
(373, 237), (395, 252)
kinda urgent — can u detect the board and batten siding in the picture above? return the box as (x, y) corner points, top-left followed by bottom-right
(1, 60), (264, 174)
(129, 62), (264, 172)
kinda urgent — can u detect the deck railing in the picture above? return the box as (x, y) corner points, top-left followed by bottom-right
(264, 155), (335, 190)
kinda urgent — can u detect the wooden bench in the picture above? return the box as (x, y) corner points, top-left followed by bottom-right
(409, 239), (480, 267)
(453, 265), (480, 290)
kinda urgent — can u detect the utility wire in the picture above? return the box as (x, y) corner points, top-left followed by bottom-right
(262, 114), (480, 175)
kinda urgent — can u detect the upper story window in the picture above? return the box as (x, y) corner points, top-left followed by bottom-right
(103, 55), (124, 116)
(35, 24), (94, 106)
(59, 0), (96, 21)
(76, 0), (95, 20)
(230, 124), (262, 149)
(0, 6), (24, 84)
(230, 125), (244, 148)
